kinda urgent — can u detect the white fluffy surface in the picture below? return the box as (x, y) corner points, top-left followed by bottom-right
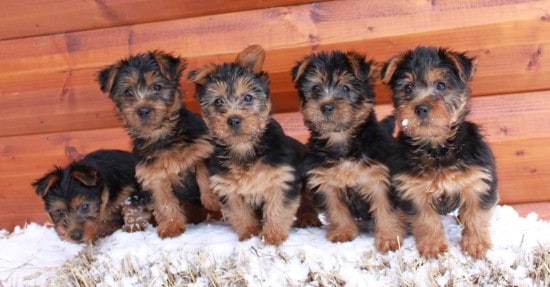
(0, 205), (548, 286)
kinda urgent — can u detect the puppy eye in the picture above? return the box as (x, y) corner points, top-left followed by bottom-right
(341, 85), (350, 93)
(214, 98), (224, 107)
(79, 204), (89, 212)
(404, 84), (414, 94)
(53, 209), (65, 217)
(436, 81), (447, 91)
(311, 85), (322, 94)
(243, 94), (253, 103)
(152, 84), (162, 92)
(124, 89), (133, 98)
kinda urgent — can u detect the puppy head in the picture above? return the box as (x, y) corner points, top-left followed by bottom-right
(33, 164), (108, 243)
(98, 51), (188, 136)
(291, 50), (378, 140)
(188, 45), (271, 149)
(381, 46), (476, 146)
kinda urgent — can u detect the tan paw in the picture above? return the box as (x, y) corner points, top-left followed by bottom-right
(327, 225), (358, 242)
(157, 221), (186, 238)
(375, 234), (401, 253)
(261, 229), (289, 246)
(416, 237), (448, 258)
(461, 233), (491, 259)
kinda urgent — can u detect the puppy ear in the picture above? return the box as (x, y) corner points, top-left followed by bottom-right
(187, 64), (219, 86)
(445, 50), (476, 83)
(151, 51), (188, 82)
(291, 56), (311, 84)
(381, 53), (406, 85)
(97, 64), (121, 93)
(32, 168), (62, 198)
(70, 166), (98, 187)
(344, 51), (380, 82)
(235, 44), (265, 74)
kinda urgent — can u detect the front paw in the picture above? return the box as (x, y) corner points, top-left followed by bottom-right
(157, 221), (186, 238)
(327, 224), (358, 242)
(416, 234), (448, 258)
(461, 232), (491, 258)
(236, 224), (261, 241)
(375, 234), (401, 253)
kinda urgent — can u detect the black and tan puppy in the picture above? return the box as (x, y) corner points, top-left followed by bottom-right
(33, 150), (152, 243)
(188, 45), (321, 245)
(98, 51), (220, 238)
(292, 50), (403, 252)
(381, 46), (498, 258)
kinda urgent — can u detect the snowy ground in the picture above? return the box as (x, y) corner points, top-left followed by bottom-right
(0, 205), (548, 287)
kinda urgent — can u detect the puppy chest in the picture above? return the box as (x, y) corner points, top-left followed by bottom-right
(308, 159), (389, 190)
(394, 166), (493, 211)
(211, 162), (295, 205)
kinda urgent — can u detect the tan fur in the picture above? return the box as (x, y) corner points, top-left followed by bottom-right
(394, 166), (494, 257)
(135, 135), (214, 238)
(196, 161), (221, 211)
(210, 161), (300, 245)
(381, 54), (406, 84)
(294, 187), (323, 228)
(235, 44), (266, 73)
(308, 159), (402, 250)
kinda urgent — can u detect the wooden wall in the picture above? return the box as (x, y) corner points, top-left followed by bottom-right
(1, 0), (549, 230)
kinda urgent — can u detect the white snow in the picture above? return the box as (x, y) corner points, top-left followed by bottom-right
(0, 205), (548, 286)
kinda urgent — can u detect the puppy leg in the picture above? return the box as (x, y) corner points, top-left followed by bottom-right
(411, 204), (448, 258)
(293, 186), (322, 228)
(196, 162), (221, 211)
(223, 193), (261, 241)
(459, 190), (493, 258)
(363, 183), (405, 252)
(121, 204), (152, 232)
(262, 191), (300, 245)
(322, 185), (359, 242)
(150, 180), (187, 238)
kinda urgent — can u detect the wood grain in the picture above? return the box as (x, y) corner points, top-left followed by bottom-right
(0, 0), (326, 40)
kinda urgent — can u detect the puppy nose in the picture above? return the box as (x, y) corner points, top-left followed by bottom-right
(320, 104), (334, 116)
(227, 116), (242, 128)
(137, 107), (151, 118)
(415, 104), (430, 118)
(70, 229), (83, 241)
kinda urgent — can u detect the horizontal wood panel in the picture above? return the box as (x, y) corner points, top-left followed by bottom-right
(1, 0), (548, 137)
(0, 0), (325, 40)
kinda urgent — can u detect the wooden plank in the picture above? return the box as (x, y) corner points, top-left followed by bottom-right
(1, 0), (547, 76)
(1, 1), (548, 137)
(0, 0), (325, 40)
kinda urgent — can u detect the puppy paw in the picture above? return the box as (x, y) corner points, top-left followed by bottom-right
(200, 191), (221, 212)
(236, 225), (261, 241)
(157, 221), (186, 238)
(293, 215), (322, 228)
(416, 236), (448, 258)
(327, 224), (358, 242)
(461, 233), (491, 259)
(375, 234), (401, 253)
(261, 228), (289, 245)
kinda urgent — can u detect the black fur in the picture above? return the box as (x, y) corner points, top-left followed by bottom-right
(292, 50), (395, 219)
(32, 150), (151, 241)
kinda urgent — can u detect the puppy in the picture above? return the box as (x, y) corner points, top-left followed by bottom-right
(188, 45), (321, 245)
(292, 50), (403, 252)
(98, 51), (220, 238)
(33, 150), (152, 243)
(381, 46), (498, 258)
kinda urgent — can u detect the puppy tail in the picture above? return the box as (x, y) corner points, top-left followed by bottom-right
(380, 115), (396, 136)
